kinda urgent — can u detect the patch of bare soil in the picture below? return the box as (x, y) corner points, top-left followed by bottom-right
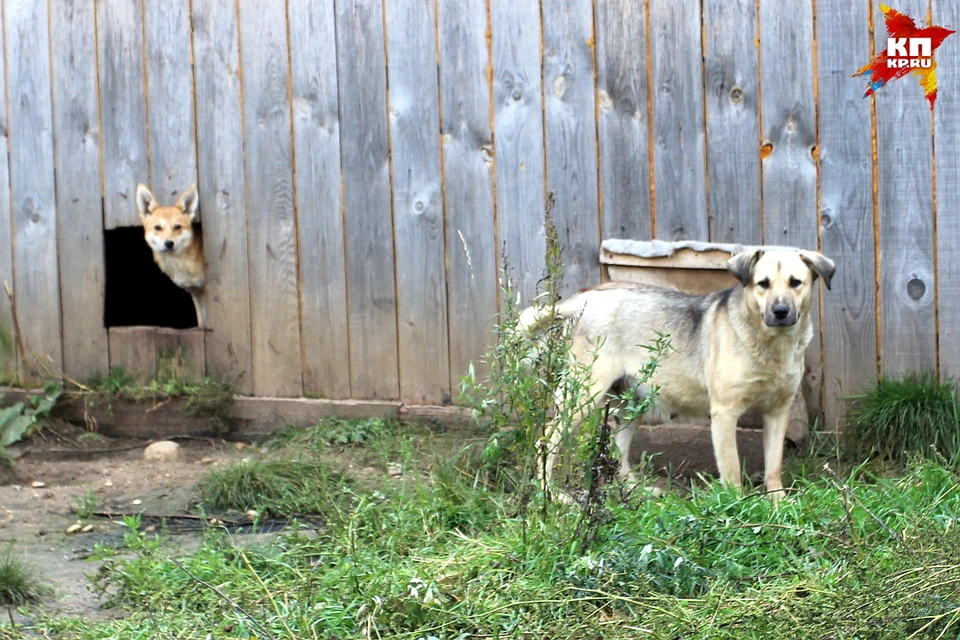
(0, 424), (254, 621)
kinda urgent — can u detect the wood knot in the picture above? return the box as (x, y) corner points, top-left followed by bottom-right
(761, 143), (773, 158)
(729, 86), (743, 103)
(907, 277), (926, 301)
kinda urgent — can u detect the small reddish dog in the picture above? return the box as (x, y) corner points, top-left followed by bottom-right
(136, 183), (205, 326)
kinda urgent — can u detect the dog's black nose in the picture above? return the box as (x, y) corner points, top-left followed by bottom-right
(772, 304), (790, 320)
(164, 240), (174, 249)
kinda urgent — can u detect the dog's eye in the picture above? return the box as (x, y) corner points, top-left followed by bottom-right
(757, 279), (770, 290)
(153, 225), (161, 231)
(173, 225), (182, 231)
(789, 277), (802, 288)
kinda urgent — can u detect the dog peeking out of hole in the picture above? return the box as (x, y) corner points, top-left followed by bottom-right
(136, 183), (205, 327)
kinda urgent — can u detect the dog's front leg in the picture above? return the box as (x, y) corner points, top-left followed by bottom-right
(761, 405), (791, 500)
(709, 406), (744, 489)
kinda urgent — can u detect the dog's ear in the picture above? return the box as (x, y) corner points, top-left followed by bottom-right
(175, 184), (199, 223)
(727, 249), (763, 287)
(136, 184), (156, 220)
(799, 250), (836, 291)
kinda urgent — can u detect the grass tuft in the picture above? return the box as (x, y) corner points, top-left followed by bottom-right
(198, 458), (344, 517)
(846, 372), (960, 464)
(0, 550), (45, 607)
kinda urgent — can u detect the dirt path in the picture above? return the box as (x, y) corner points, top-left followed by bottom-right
(1, 428), (253, 621)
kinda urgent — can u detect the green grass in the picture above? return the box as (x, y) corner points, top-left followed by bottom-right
(26, 448), (960, 640)
(846, 372), (960, 464)
(198, 458), (345, 517)
(0, 550), (45, 608)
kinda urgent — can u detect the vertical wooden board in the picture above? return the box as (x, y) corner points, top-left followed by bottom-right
(385, 0), (450, 404)
(109, 327), (157, 383)
(438, 0), (498, 386)
(4, 0), (63, 382)
(191, 0), (253, 392)
(759, 0), (821, 420)
(702, 0), (761, 245)
(935, 0), (960, 377)
(143, 0), (197, 201)
(595, 0), (651, 244)
(760, 1), (817, 248)
(155, 328), (205, 383)
(874, 0), (936, 375)
(97, 0), (149, 229)
(238, 0), (303, 396)
(491, 1), (546, 303)
(335, 0), (399, 399)
(649, 0), (708, 241)
(0, 20), (16, 382)
(542, 0), (601, 295)
(50, 0), (110, 382)
(817, 0), (877, 422)
(288, 0), (350, 399)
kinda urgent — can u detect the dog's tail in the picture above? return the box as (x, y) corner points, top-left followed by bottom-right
(517, 296), (587, 334)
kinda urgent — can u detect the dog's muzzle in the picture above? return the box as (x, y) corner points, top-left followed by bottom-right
(764, 303), (797, 327)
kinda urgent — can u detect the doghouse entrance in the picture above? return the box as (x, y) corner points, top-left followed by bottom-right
(103, 227), (199, 329)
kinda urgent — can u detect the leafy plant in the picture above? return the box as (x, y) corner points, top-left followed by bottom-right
(73, 490), (98, 520)
(0, 381), (62, 448)
(845, 372), (960, 464)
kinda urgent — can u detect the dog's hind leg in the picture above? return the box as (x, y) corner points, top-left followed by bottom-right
(613, 420), (636, 480)
(538, 366), (622, 489)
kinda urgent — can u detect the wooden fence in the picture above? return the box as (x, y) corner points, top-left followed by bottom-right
(0, 0), (956, 429)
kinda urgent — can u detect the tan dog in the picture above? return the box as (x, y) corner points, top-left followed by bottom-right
(136, 184), (205, 326)
(520, 248), (835, 499)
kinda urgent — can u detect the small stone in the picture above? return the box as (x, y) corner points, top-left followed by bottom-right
(143, 441), (184, 462)
(234, 442), (247, 450)
(131, 499), (142, 506)
(31, 481), (46, 488)
(387, 464), (403, 477)
(145, 525), (156, 532)
(81, 524), (93, 533)
(246, 510), (259, 520)
(199, 457), (216, 465)
(66, 523), (82, 534)
(104, 480), (113, 487)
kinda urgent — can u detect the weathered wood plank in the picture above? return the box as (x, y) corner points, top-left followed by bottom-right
(934, 0), (960, 377)
(143, 0), (197, 202)
(649, 0), (708, 241)
(5, 0), (63, 383)
(0, 16), (17, 383)
(542, 0), (601, 295)
(817, 0), (877, 423)
(438, 0), (498, 387)
(191, 0), (253, 392)
(873, 0), (937, 375)
(109, 327), (157, 384)
(238, 0), (303, 396)
(703, 0), (761, 245)
(385, 0), (450, 404)
(595, 0), (651, 243)
(491, 1), (546, 303)
(760, 1), (817, 248)
(759, 0), (821, 420)
(335, 0), (399, 400)
(288, 0), (350, 399)
(155, 328), (205, 383)
(97, 0), (149, 229)
(50, 0), (110, 382)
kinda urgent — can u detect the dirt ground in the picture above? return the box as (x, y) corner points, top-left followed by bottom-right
(0, 424), (276, 622)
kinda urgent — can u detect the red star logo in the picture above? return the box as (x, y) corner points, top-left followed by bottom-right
(854, 4), (954, 109)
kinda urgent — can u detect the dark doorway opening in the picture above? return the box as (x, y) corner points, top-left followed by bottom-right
(103, 227), (198, 329)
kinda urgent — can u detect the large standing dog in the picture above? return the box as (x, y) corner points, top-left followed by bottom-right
(520, 248), (835, 499)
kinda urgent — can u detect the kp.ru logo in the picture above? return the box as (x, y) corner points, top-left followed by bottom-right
(854, 4), (954, 109)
